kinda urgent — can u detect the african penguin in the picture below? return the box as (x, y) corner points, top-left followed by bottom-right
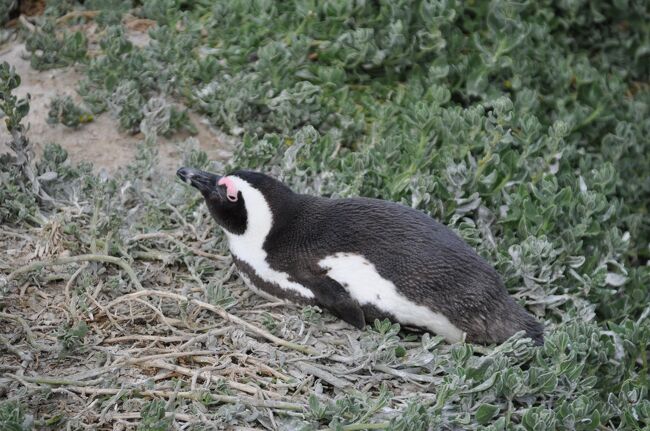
(177, 167), (544, 345)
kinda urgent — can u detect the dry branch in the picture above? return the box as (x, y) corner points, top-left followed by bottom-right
(103, 334), (192, 344)
(8, 375), (306, 411)
(373, 364), (441, 384)
(128, 231), (230, 262)
(104, 289), (318, 355)
(56, 10), (101, 23)
(0, 311), (56, 352)
(0, 334), (33, 363)
(134, 359), (279, 398)
(294, 362), (350, 389)
(7, 254), (144, 290)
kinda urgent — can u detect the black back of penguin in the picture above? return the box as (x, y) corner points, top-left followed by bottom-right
(181, 168), (544, 345)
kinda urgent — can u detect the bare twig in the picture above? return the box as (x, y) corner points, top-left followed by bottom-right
(0, 334), (33, 363)
(372, 364), (441, 384)
(128, 231), (230, 261)
(0, 311), (56, 352)
(18, 15), (37, 33)
(56, 10), (101, 23)
(124, 350), (215, 364)
(165, 203), (201, 240)
(294, 362), (350, 389)
(103, 334), (192, 344)
(177, 326), (233, 350)
(10, 378), (306, 411)
(64, 262), (88, 302)
(134, 359), (278, 398)
(130, 297), (189, 333)
(101, 411), (198, 423)
(5, 373), (103, 387)
(85, 293), (126, 332)
(233, 353), (292, 382)
(104, 289), (318, 355)
(7, 254), (143, 290)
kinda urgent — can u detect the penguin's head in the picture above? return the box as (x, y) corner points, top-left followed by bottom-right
(176, 167), (294, 236)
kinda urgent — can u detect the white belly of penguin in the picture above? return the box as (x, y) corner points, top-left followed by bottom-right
(319, 252), (465, 343)
(225, 234), (315, 299)
(230, 241), (314, 298)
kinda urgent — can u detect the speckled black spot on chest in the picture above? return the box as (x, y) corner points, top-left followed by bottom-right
(232, 256), (316, 305)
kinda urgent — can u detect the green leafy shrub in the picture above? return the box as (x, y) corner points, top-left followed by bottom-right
(47, 95), (93, 128)
(137, 400), (172, 431)
(24, 20), (87, 70)
(76, 25), (198, 134)
(0, 62), (48, 223)
(0, 159), (39, 225)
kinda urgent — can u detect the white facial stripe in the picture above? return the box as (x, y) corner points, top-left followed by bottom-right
(319, 253), (465, 343)
(223, 176), (314, 299)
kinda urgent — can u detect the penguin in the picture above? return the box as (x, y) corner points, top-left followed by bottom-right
(177, 167), (544, 346)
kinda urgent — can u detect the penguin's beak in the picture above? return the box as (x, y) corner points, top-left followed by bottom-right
(177, 167), (221, 194)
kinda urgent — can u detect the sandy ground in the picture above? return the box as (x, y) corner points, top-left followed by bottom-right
(0, 37), (233, 175)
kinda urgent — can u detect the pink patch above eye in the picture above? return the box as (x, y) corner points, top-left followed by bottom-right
(218, 177), (239, 202)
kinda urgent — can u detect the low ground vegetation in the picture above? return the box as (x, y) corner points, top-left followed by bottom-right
(1, 1), (649, 429)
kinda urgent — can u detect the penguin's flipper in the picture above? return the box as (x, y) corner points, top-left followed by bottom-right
(309, 277), (366, 329)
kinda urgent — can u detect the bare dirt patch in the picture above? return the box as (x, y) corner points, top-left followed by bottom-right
(0, 38), (233, 175)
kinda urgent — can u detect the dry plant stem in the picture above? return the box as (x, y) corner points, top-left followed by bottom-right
(18, 15), (37, 33)
(14, 383), (306, 411)
(166, 203), (197, 234)
(99, 387), (128, 423)
(103, 334), (192, 344)
(7, 373), (39, 390)
(100, 411), (198, 423)
(294, 362), (350, 389)
(373, 364), (441, 384)
(129, 231), (230, 261)
(0, 227), (33, 241)
(0, 334), (32, 363)
(177, 327), (233, 350)
(105, 289), (318, 355)
(93, 386), (305, 411)
(85, 293), (126, 333)
(135, 359), (278, 398)
(7, 254), (143, 290)
(0, 311), (55, 352)
(66, 365), (117, 382)
(234, 353), (292, 381)
(64, 262), (88, 302)
(131, 297), (188, 334)
(56, 10), (101, 23)
(5, 373), (103, 387)
(124, 350), (215, 364)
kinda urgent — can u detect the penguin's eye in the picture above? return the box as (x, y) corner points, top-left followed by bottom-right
(218, 177), (239, 202)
